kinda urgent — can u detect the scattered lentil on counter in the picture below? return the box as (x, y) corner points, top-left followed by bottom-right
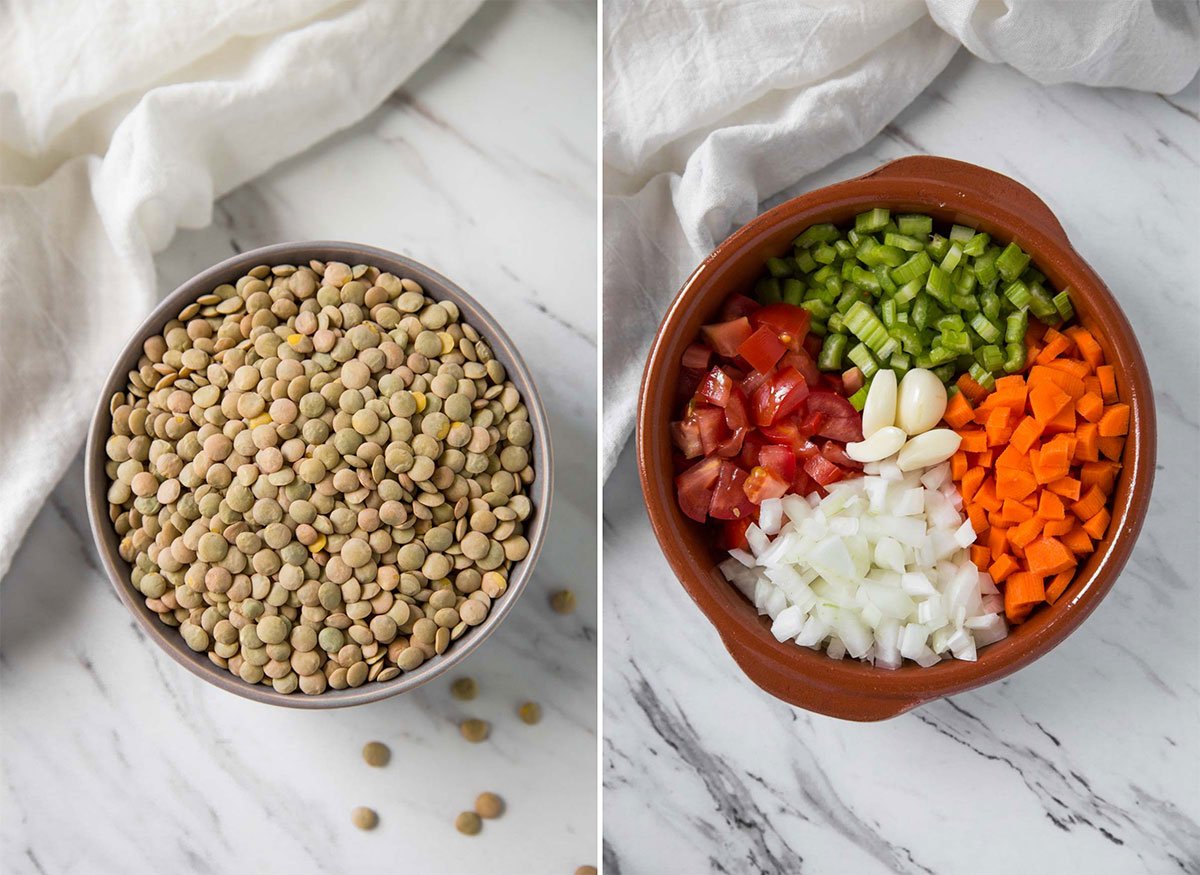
(474, 792), (505, 819)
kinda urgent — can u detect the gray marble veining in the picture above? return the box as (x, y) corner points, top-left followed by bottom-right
(603, 53), (1200, 875)
(1, 4), (597, 874)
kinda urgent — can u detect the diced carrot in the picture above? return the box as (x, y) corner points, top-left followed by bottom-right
(956, 373), (990, 404)
(958, 429), (988, 454)
(1005, 572), (1046, 622)
(1001, 498), (1034, 524)
(1098, 435), (1125, 461)
(1098, 404), (1130, 437)
(1031, 445), (1070, 485)
(970, 545), (992, 568)
(996, 443), (1033, 472)
(1021, 493), (1040, 510)
(974, 476), (1001, 512)
(1047, 476), (1081, 501)
(1083, 508), (1110, 540)
(987, 510), (1006, 529)
(1080, 461), (1120, 495)
(950, 450), (969, 480)
(1009, 416), (1044, 454)
(972, 449), (995, 468)
(1073, 422), (1099, 462)
(1037, 491), (1065, 520)
(1029, 364), (1085, 400)
(1096, 365), (1117, 403)
(967, 503), (989, 535)
(1042, 403), (1077, 436)
(1045, 570), (1075, 605)
(1045, 357), (1092, 381)
(1065, 327), (1104, 370)
(1042, 517), (1075, 537)
(973, 405), (992, 426)
(1036, 328), (1073, 364)
(988, 526), (1009, 561)
(961, 467), (986, 503)
(1008, 516), (1045, 549)
(1025, 537), (1077, 576)
(1076, 392), (1105, 423)
(1029, 381), (1070, 424)
(994, 375), (1026, 393)
(996, 468), (1038, 500)
(989, 554), (1020, 584)
(944, 392), (975, 429)
(1061, 525), (1094, 555)
(1083, 376), (1102, 397)
(985, 406), (1014, 446)
(1007, 601), (1034, 623)
(1070, 486), (1106, 521)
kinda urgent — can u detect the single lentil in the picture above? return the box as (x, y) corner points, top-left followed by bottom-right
(362, 741), (390, 767)
(455, 811), (482, 836)
(474, 792), (504, 819)
(550, 589), (577, 614)
(450, 676), (478, 700)
(352, 807), (379, 830)
(460, 718), (490, 743)
(517, 701), (542, 725)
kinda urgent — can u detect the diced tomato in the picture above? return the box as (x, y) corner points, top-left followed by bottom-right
(710, 462), (754, 520)
(737, 326), (787, 373)
(738, 430), (767, 469)
(750, 303), (810, 350)
(696, 366), (734, 407)
(759, 421), (820, 459)
(675, 457), (722, 522)
(701, 318), (753, 357)
(803, 453), (847, 487)
(724, 387), (750, 430)
(841, 367), (864, 395)
(721, 518), (754, 551)
(797, 409), (825, 437)
(819, 440), (862, 470)
(751, 367), (810, 427)
(791, 468), (814, 497)
(681, 343), (713, 371)
(757, 444), (796, 483)
(822, 374), (844, 394)
(803, 334), (824, 359)
(743, 466), (789, 504)
(670, 419), (703, 458)
(693, 406), (728, 455)
(740, 369), (770, 398)
(817, 416), (863, 442)
(780, 349), (821, 387)
(719, 294), (760, 322)
(715, 427), (748, 458)
(806, 390), (858, 422)
(675, 366), (706, 408)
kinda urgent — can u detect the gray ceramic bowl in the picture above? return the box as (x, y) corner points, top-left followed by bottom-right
(85, 241), (553, 709)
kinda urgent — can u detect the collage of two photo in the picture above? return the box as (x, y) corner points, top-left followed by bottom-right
(1, 2), (1197, 874)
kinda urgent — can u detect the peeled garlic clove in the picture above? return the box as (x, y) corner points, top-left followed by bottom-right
(846, 426), (907, 463)
(896, 429), (962, 472)
(896, 368), (948, 436)
(861, 368), (897, 439)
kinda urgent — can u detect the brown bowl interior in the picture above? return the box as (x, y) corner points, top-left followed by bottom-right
(86, 241), (554, 709)
(638, 157), (1155, 721)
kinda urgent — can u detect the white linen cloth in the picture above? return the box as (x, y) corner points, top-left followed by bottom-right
(0, 0), (481, 579)
(602, 0), (1200, 480)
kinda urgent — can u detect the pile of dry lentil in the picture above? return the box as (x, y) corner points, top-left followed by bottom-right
(104, 259), (536, 695)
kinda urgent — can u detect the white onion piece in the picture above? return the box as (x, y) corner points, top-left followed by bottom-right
(861, 368), (897, 438)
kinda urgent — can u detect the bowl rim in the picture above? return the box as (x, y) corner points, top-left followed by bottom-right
(637, 156), (1156, 720)
(85, 240), (554, 709)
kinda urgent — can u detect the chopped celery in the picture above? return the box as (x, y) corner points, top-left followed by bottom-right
(1053, 289), (1074, 320)
(964, 232), (991, 256)
(1005, 309), (1028, 344)
(827, 312), (845, 334)
(884, 232), (925, 252)
(976, 344), (1004, 372)
(812, 243), (837, 265)
(949, 224), (975, 242)
(766, 257), (793, 278)
(951, 294), (979, 312)
(880, 298), (897, 328)
(925, 266), (953, 307)
(794, 223), (839, 248)
(844, 301), (891, 352)
(817, 333), (847, 370)
(1027, 282), (1058, 321)
(891, 251), (932, 285)
(926, 234), (951, 261)
(981, 289), (1001, 322)
(801, 298), (834, 321)
(1003, 342), (1027, 373)
(935, 314), (964, 332)
(855, 208), (890, 233)
(782, 278), (805, 305)
(847, 342), (879, 378)
(1003, 279), (1032, 310)
(969, 313), (1000, 343)
(897, 214), (933, 236)
(873, 265), (897, 295)
(876, 336), (900, 362)
(889, 324), (923, 355)
(968, 363), (996, 390)
(933, 363), (956, 383)
(893, 277), (923, 306)
(848, 385), (871, 411)
(808, 319), (827, 337)
(756, 277), (782, 303)
(940, 242), (964, 273)
(812, 264), (836, 284)
(996, 242), (1030, 281)
(836, 288), (861, 314)
(794, 249), (818, 274)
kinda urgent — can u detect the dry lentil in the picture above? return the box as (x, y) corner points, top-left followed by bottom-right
(352, 807), (379, 830)
(450, 676), (478, 700)
(104, 260), (537, 695)
(455, 811), (482, 836)
(459, 718), (490, 743)
(550, 589), (577, 614)
(474, 792), (504, 819)
(362, 741), (390, 767)
(517, 701), (542, 725)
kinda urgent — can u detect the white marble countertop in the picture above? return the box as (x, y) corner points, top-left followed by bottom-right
(603, 53), (1199, 874)
(1, 4), (597, 874)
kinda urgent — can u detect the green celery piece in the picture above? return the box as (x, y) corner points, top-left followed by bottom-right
(854, 208), (890, 233)
(893, 276), (923, 306)
(925, 266), (953, 307)
(891, 250), (933, 285)
(928, 345), (957, 366)
(873, 266), (897, 295)
(969, 313), (1000, 343)
(794, 250), (818, 274)
(849, 266), (881, 294)
(812, 264), (836, 284)
(848, 385), (870, 411)
(847, 342), (880, 378)
(801, 298), (834, 321)
(935, 314), (965, 332)
(833, 239), (855, 259)
(817, 333), (847, 370)
(932, 363), (956, 384)
(812, 243), (837, 265)
(766, 257), (793, 278)
(949, 224), (976, 242)
(1027, 282), (1059, 321)
(926, 234), (951, 261)
(876, 337), (900, 362)
(940, 242), (964, 273)
(794, 224), (839, 248)
(827, 312), (845, 334)
(884, 232), (925, 252)
(980, 289), (1001, 322)
(976, 344), (1004, 372)
(1005, 309), (1028, 344)
(897, 214), (933, 236)
(836, 287), (861, 314)
(968, 362), (996, 390)
(1053, 289), (1074, 320)
(1003, 342), (1027, 373)
(964, 232), (991, 256)
(880, 298), (897, 328)
(996, 242), (1030, 282)
(782, 279), (805, 306)
(756, 277), (782, 304)
(844, 301), (891, 352)
(889, 324), (923, 355)
(1004, 279), (1032, 309)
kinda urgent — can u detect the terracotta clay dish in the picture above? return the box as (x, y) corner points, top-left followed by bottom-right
(86, 242), (553, 709)
(637, 156), (1155, 721)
